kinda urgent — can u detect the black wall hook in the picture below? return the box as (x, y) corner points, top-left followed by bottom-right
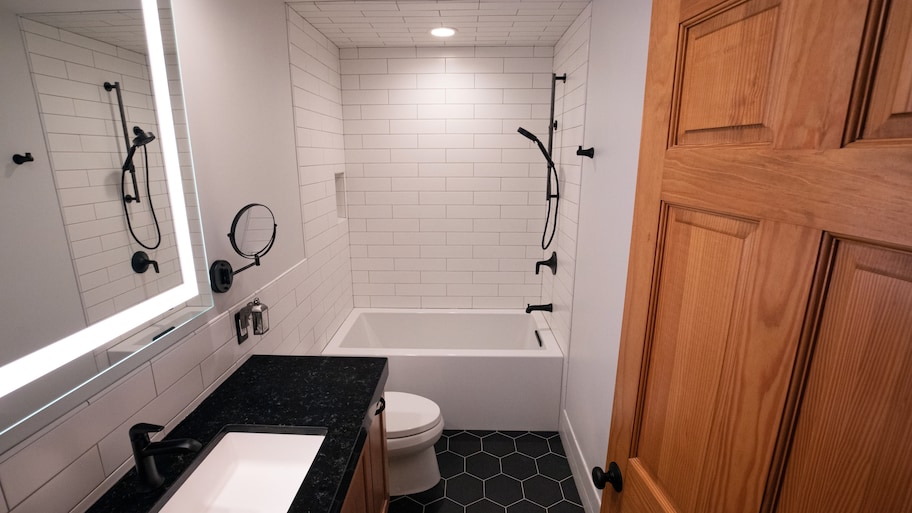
(12, 153), (34, 165)
(577, 146), (594, 158)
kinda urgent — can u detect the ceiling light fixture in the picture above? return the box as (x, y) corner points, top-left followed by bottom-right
(430, 27), (456, 37)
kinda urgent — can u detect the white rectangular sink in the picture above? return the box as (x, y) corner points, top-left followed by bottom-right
(155, 426), (326, 513)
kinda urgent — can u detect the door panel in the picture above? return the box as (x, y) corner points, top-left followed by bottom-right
(675, 0), (779, 146)
(624, 459), (677, 513)
(631, 207), (818, 513)
(862, 0), (912, 140)
(776, 241), (912, 512)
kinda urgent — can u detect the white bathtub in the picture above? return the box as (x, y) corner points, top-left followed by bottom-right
(323, 308), (563, 430)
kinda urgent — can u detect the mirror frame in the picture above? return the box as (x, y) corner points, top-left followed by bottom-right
(229, 203), (277, 259)
(0, 0), (200, 400)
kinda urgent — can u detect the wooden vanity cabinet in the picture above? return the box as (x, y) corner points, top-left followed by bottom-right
(341, 401), (389, 513)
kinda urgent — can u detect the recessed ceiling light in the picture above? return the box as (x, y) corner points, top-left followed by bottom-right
(430, 27), (456, 38)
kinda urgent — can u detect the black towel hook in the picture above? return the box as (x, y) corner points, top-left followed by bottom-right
(577, 146), (594, 158)
(12, 153), (34, 165)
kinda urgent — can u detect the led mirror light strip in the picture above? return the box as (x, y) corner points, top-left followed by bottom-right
(0, 0), (199, 400)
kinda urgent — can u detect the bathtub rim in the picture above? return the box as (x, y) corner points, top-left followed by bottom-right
(323, 308), (562, 358)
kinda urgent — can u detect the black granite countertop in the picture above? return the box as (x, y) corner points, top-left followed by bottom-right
(87, 355), (389, 513)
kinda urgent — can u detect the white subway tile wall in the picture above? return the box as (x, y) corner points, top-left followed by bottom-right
(22, 19), (180, 325)
(545, 5), (591, 399)
(342, 46), (554, 309)
(285, 7), (354, 351)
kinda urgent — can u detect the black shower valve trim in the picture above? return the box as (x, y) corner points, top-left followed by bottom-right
(577, 146), (595, 158)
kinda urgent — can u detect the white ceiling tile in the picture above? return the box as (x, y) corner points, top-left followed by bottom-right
(289, 0), (588, 48)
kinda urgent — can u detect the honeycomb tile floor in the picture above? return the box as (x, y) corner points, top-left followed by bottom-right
(389, 430), (584, 513)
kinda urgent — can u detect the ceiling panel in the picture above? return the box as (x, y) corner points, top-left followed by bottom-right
(289, 0), (589, 47)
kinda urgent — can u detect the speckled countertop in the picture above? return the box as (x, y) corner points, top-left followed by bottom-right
(87, 355), (388, 513)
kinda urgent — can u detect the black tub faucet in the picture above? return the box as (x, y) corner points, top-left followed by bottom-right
(535, 252), (557, 275)
(130, 423), (202, 489)
(526, 303), (553, 313)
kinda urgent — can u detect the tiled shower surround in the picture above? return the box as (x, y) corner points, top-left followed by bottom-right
(340, 46), (555, 309)
(20, 18), (179, 325)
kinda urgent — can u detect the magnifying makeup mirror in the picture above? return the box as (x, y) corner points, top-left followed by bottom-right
(208, 203), (277, 293)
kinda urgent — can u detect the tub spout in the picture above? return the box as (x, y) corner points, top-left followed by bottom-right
(526, 303), (553, 313)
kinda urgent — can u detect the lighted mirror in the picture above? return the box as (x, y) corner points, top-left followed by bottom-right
(0, 0), (211, 452)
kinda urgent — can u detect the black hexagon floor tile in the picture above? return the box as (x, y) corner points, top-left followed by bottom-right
(559, 478), (581, 504)
(466, 499), (508, 513)
(515, 433), (550, 458)
(501, 453), (537, 480)
(425, 498), (466, 513)
(438, 450), (466, 479)
(481, 432), (516, 457)
(484, 474), (523, 507)
(506, 499), (546, 513)
(391, 431), (583, 513)
(448, 431), (483, 456)
(522, 475), (563, 508)
(466, 452), (501, 479)
(536, 453), (572, 481)
(447, 474), (485, 506)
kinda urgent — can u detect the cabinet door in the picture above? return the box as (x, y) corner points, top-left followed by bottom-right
(342, 400), (390, 513)
(365, 404), (390, 513)
(340, 455), (367, 513)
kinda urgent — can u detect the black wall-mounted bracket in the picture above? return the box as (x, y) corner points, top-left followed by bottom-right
(577, 146), (595, 158)
(535, 252), (558, 275)
(12, 153), (34, 165)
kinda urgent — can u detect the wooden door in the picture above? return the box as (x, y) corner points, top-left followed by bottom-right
(602, 0), (912, 512)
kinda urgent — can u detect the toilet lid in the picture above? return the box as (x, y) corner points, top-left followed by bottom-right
(384, 391), (442, 439)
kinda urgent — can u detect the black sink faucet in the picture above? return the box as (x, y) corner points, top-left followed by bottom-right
(129, 423), (202, 489)
(526, 303), (553, 313)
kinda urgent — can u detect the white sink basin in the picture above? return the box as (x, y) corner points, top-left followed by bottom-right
(155, 426), (326, 513)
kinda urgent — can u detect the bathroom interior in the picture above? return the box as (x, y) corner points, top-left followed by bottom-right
(0, 0), (652, 511)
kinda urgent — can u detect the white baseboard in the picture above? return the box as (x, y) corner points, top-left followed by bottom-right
(559, 408), (601, 513)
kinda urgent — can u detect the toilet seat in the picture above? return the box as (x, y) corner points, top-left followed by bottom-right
(384, 391), (442, 439)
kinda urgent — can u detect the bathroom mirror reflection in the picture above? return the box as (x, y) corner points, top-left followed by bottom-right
(0, 0), (212, 451)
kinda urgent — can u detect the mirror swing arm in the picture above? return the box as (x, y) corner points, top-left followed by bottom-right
(208, 203), (277, 293)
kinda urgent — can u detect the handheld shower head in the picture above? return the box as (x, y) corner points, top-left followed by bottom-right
(517, 126), (558, 202)
(132, 126), (156, 147)
(517, 127), (538, 143)
(123, 126), (156, 172)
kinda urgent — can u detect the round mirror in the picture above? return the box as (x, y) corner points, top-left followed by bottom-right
(229, 203), (276, 259)
(208, 203), (277, 293)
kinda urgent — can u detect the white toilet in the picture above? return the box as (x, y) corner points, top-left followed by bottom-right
(384, 391), (445, 496)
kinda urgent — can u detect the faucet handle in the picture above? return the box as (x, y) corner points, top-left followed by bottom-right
(130, 423), (163, 443)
